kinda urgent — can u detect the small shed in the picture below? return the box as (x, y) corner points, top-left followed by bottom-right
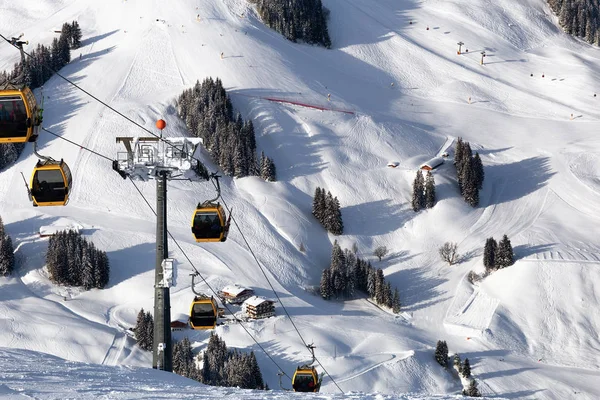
(420, 157), (444, 171)
(170, 320), (188, 331)
(221, 284), (254, 304)
(242, 296), (275, 319)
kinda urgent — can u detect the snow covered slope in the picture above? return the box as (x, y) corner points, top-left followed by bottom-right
(0, 347), (475, 399)
(1, 0), (600, 398)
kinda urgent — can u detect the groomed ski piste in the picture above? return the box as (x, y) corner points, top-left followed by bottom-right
(1, 0), (600, 398)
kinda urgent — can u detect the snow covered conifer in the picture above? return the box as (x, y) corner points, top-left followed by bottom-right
(453, 353), (462, 370)
(0, 235), (15, 276)
(425, 170), (436, 208)
(462, 357), (471, 378)
(320, 268), (332, 300)
(70, 21), (82, 49)
(483, 237), (497, 271)
(412, 171), (425, 211)
(375, 269), (385, 305)
(463, 378), (481, 397)
(462, 161), (479, 207)
(472, 152), (484, 190)
(135, 309), (150, 350)
(392, 287), (401, 313)
(454, 137), (464, 166)
(312, 187), (325, 224)
(328, 196), (344, 235)
(496, 235), (514, 268)
(434, 340), (448, 367)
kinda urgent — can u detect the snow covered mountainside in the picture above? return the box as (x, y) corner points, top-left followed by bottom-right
(1, 0), (600, 398)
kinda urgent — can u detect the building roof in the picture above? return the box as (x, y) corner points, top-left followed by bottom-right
(221, 284), (252, 297)
(243, 296), (274, 307)
(420, 157), (445, 170)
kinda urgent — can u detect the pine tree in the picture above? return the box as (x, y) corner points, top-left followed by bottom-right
(384, 281), (393, 308)
(462, 159), (479, 207)
(392, 287), (401, 313)
(454, 137), (464, 167)
(312, 187), (326, 224)
(483, 237), (497, 271)
(412, 171), (425, 211)
(495, 234), (514, 268)
(375, 269), (385, 305)
(71, 21), (82, 49)
(462, 358), (471, 379)
(425, 170), (436, 208)
(57, 33), (71, 67)
(143, 311), (154, 351)
(463, 379), (481, 397)
(135, 309), (150, 350)
(366, 265), (376, 298)
(434, 340), (448, 367)
(0, 235), (15, 276)
(320, 268), (332, 300)
(81, 250), (94, 289)
(453, 353), (462, 370)
(329, 196), (343, 235)
(472, 153), (484, 190)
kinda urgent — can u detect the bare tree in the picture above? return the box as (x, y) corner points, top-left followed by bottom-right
(373, 246), (389, 261)
(439, 242), (459, 265)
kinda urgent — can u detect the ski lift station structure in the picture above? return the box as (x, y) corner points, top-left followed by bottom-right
(114, 120), (205, 373)
(114, 135), (204, 180)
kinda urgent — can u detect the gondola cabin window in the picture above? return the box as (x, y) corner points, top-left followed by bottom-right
(0, 96), (28, 140)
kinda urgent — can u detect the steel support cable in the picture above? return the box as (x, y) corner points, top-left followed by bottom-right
(32, 126), (292, 381)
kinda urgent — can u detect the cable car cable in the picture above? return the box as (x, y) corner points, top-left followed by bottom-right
(2, 33), (343, 391)
(34, 126), (292, 381)
(218, 195), (345, 394)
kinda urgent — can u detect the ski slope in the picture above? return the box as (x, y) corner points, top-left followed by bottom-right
(1, 0), (600, 398)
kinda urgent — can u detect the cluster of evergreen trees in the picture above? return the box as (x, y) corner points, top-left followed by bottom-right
(548, 0), (600, 46)
(176, 77), (276, 181)
(454, 138), (484, 207)
(412, 170), (436, 211)
(45, 230), (109, 289)
(312, 187), (343, 235)
(0, 21), (82, 170)
(320, 241), (401, 313)
(0, 216), (15, 276)
(0, 144), (25, 171)
(172, 337), (203, 380)
(252, 0), (332, 48)
(134, 308), (154, 351)
(200, 332), (266, 390)
(437, 343), (481, 397)
(483, 235), (514, 273)
(0, 21), (82, 91)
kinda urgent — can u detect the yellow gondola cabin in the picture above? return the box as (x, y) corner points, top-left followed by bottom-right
(191, 202), (230, 242)
(0, 87), (41, 143)
(30, 159), (72, 206)
(188, 295), (217, 330)
(292, 366), (320, 392)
